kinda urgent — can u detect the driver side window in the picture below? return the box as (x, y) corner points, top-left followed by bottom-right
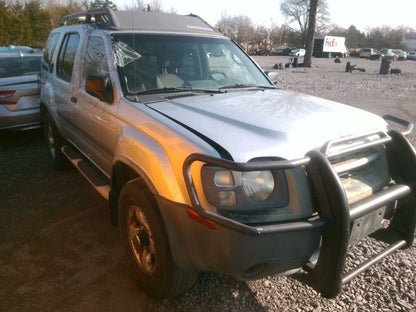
(82, 36), (110, 89)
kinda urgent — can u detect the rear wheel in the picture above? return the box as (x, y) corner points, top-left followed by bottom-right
(43, 113), (67, 169)
(118, 178), (199, 300)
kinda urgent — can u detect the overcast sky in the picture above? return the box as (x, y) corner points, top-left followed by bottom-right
(115, 0), (416, 32)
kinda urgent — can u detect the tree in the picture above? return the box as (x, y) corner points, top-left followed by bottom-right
(280, 0), (330, 46)
(253, 25), (270, 54)
(304, 0), (318, 67)
(216, 15), (255, 52)
(9, 2), (28, 45)
(25, 1), (51, 46)
(121, 0), (163, 12)
(46, 0), (84, 29)
(88, 0), (117, 10)
(0, 0), (11, 45)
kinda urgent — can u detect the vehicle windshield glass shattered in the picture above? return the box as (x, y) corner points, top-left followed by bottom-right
(112, 34), (273, 95)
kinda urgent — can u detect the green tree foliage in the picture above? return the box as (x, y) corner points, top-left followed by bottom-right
(24, 1), (52, 46)
(0, 0), (52, 46)
(88, 0), (117, 10)
(0, 0), (11, 45)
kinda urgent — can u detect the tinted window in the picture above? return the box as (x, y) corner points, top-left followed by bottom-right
(56, 33), (80, 82)
(0, 56), (42, 78)
(42, 33), (60, 71)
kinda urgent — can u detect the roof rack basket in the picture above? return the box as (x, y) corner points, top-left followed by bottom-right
(61, 7), (119, 29)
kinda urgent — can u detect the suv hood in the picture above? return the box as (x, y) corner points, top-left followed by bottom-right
(148, 89), (387, 162)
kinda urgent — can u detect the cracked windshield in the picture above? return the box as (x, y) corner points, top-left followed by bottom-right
(113, 34), (272, 95)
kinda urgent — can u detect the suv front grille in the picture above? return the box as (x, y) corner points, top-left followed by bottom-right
(331, 147), (391, 205)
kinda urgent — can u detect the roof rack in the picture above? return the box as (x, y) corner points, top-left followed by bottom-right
(60, 7), (220, 36)
(61, 7), (119, 29)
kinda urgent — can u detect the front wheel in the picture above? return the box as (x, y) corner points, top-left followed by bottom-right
(118, 179), (199, 300)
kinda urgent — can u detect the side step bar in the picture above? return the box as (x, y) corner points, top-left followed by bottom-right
(61, 145), (111, 200)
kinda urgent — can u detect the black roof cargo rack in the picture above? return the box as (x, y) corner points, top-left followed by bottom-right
(61, 7), (220, 35)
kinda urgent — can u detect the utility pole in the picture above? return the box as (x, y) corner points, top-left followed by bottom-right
(304, 0), (318, 67)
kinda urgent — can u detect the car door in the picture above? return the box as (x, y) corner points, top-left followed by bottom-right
(53, 32), (81, 139)
(68, 35), (117, 175)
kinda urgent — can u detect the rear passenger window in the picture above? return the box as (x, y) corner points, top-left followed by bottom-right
(42, 33), (59, 71)
(56, 33), (80, 82)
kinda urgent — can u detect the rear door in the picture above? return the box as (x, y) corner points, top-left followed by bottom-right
(53, 32), (81, 139)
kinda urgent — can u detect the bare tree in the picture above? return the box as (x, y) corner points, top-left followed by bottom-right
(304, 0), (318, 67)
(280, 0), (329, 46)
(134, 0), (162, 12)
(216, 14), (255, 52)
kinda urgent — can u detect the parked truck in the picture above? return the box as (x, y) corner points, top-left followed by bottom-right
(313, 36), (349, 58)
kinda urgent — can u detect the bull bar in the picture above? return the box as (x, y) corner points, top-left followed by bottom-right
(183, 115), (416, 298)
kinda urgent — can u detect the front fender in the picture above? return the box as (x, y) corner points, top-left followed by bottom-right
(112, 125), (218, 270)
(113, 125), (210, 205)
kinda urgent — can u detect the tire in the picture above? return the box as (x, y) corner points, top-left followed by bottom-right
(118, 178), (199, 300)
(43, 112), (67, 170)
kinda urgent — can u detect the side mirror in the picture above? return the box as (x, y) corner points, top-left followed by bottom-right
(85, 76), (114, 103)
(265, 71), (278, 85)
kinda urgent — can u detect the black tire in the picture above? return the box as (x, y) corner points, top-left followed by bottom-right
(118, 178), (199, 300)
(43, 112), (67, 170)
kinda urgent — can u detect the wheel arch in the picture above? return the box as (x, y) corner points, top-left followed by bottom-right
(110, 159), (192, 271)
(109, 158), (156, 226)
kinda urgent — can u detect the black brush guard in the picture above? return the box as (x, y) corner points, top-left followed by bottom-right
(183, 115), (416, 298)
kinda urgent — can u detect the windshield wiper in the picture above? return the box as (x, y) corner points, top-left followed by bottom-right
(133, 86), (193, 95)
(219, 83), (275, 90)
(133, 86), (225, 96)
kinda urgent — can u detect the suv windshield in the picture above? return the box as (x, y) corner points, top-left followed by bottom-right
(112, 34), (273, 95)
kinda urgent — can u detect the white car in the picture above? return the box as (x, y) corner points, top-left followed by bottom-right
(289, 48), (306, 57)
(407, 51), (416, 60)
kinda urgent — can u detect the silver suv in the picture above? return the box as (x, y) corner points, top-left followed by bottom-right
(40, 8), (416, 300)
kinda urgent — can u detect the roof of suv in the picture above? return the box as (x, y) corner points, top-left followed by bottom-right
(61, 7), (222, 36)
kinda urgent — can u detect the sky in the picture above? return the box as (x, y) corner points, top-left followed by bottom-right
(115, 0), (416, 32)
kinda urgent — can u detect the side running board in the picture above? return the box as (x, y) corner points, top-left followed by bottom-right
(61, 145), (111, 200)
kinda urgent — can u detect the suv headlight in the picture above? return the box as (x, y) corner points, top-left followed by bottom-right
(241, 171), (274, 201)
(202, 166), (288, 222)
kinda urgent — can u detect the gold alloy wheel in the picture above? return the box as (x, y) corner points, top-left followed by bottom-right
(127, 204), (157, 276)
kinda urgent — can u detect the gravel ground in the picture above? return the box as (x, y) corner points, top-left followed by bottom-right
(1, 56), (416, 312)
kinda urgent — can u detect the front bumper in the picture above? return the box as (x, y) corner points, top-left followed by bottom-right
(177, 115), (416, 298)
